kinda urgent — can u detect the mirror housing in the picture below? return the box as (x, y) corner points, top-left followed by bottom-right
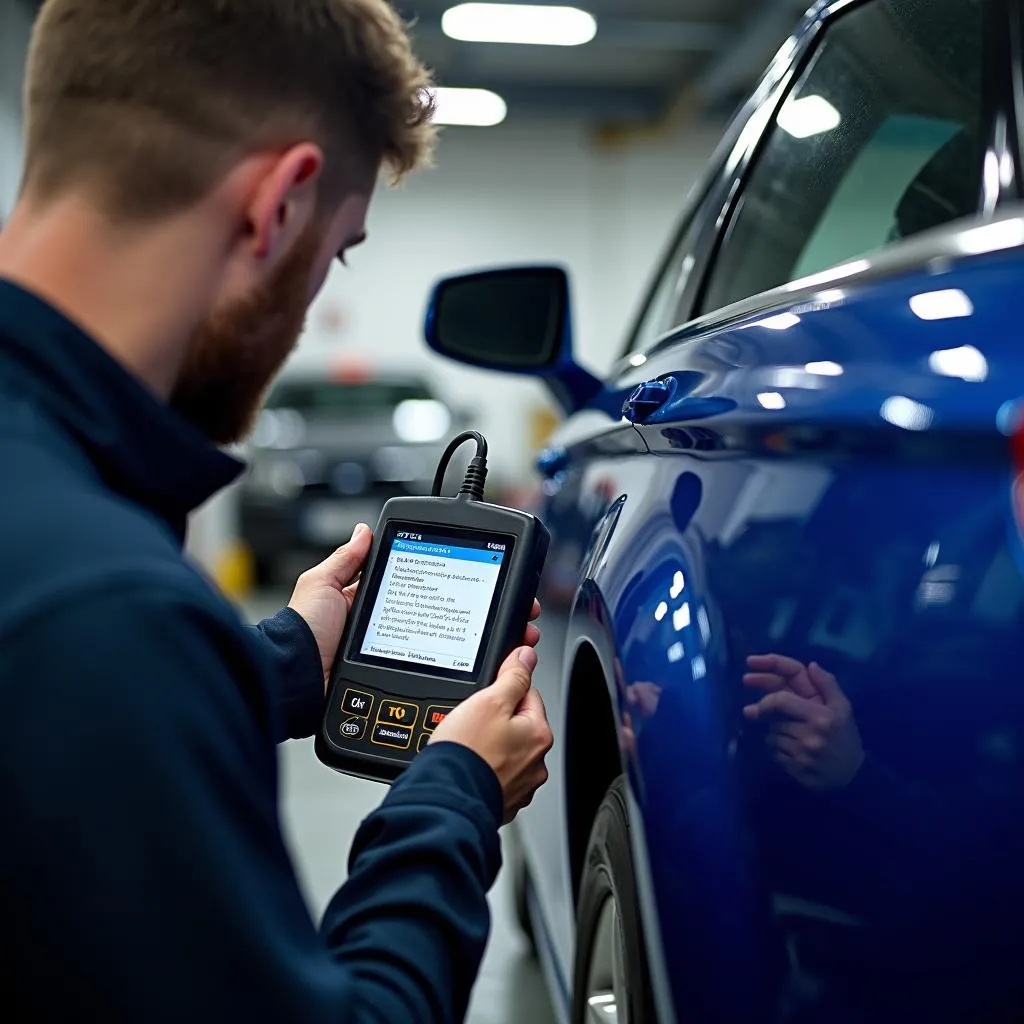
(425, 265), (603, 414)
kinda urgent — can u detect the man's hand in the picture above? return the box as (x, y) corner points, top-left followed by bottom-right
(743, 659), (864, 791)
(288, 523), (543, 693)
(431, 646), (553, 824)
(744, 653), (825, 703)
(288, 524), (373, 690)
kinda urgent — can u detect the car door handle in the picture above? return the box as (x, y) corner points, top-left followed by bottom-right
(623, 374), (732, 425)
(622, 379), (675, 423)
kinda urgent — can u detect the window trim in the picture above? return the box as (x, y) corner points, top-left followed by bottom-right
(690, 0), (1015, 323)
(616, 3), (833, 366)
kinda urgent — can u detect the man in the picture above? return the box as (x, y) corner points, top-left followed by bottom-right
(0, 1), (553, 1020)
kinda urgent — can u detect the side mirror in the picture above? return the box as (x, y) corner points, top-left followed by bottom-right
(424, 265), (603, 413)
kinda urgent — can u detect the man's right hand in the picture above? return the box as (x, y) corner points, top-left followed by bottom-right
(430, 647), (553, 824)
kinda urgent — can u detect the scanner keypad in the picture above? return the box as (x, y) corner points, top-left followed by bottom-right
(328, 683), (454, 764)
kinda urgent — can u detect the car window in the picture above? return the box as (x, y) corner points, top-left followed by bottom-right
(698, 0), (986, 316)
(624, 181), (712, 356)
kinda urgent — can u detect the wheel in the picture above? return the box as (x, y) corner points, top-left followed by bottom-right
(573, 776), (658, 1024)
(505, 826), (538, 956)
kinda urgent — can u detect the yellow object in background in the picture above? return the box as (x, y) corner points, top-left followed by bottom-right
(214, 540), (255, 602)
(530, 404), (560, 454)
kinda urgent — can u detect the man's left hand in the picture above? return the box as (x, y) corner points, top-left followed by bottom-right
(288, 524), (543, 692)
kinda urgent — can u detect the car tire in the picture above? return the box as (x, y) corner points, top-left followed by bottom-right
(505, 826), (538, 956)
(572, 776), (658, 1024)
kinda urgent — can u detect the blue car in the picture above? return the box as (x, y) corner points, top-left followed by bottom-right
(425, 0), (1024, 1020)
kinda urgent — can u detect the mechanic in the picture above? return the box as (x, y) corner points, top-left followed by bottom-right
(0, 1), (552, 1021)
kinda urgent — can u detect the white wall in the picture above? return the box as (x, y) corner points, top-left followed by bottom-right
(0, 0), (32, 221)
(291, 118), (725, 480)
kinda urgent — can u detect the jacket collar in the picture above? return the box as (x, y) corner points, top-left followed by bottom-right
(0, 279), (243, 536)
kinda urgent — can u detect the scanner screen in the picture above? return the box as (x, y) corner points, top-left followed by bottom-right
(358, 527), (510, 675)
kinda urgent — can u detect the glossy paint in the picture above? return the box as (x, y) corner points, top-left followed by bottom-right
(424, 1), (1024, 1020)
(532, 245), (1024, 1023)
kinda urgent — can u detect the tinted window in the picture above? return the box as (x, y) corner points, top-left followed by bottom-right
(699, 0), (986, 315)
(624, 179), (714, 355)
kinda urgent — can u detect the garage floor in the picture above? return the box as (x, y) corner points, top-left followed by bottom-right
(248, 591), (556, 1021)
(279, 737), (557, 1024)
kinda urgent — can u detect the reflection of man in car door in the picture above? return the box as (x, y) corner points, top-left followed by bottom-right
(742, 650), (1024, 1021)
(743, 654), (864, 791)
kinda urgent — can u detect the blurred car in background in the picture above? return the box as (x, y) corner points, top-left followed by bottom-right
(239, 367), (466, 584)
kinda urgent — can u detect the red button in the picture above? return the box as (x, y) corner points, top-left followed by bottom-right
(424, 706), (453, 732)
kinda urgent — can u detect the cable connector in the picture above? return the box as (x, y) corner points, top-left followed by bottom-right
(431, 430), (489, 502)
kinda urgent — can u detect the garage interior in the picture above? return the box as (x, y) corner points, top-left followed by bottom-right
(0, 2), (831, 1022)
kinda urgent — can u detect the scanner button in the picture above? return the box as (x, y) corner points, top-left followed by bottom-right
(342, 689), (374, 718)
(417, 734), (430, 753)
(378, 700), (419, 729)
(338, 717), (366, 742)
(423, 706), (453, 732)
(371, 722), (413, 750)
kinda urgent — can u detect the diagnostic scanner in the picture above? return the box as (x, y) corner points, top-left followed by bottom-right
(316, 432), (550, 783)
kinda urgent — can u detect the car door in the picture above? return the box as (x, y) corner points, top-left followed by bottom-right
(595, 0), (1024, 1020)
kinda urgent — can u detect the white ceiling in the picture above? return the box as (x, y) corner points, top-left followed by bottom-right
(397, 0), (812, 121)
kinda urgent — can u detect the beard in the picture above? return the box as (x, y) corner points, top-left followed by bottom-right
(170, 226), (321, 445)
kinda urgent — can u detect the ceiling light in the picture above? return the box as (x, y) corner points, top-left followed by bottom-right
(928, 345), (988, 383)
(751, 312), (801, 331)
(629, 353), (648, 367)
(757, 392), (787, 411)
(777, 94), (841, 139)
(442, 3), (597, 46)
(958, 219), (1024, 255)
(881, 396), (933, 431)
(909, 289), (974, 321)
(430, 87), (507, 126)
(805, 361), (844, 376)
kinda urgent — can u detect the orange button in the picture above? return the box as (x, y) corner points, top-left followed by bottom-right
(423, 706), (453, 732)
(377, 699), (419, 729)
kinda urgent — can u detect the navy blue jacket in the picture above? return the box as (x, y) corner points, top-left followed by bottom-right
(0, 280), (504, 1021)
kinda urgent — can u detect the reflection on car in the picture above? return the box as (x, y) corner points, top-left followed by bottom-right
(423, 0), (1024, 1022)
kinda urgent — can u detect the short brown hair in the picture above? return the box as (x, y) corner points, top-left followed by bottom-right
(22, 0), (437, 220)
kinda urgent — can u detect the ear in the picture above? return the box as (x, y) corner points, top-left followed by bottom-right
(246, 143), (325, 264)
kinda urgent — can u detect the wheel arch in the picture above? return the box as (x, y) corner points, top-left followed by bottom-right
(564, 640), (622, 904)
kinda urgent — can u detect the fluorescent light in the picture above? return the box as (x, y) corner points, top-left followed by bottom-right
(750, 312), (801, 331)
(430, 87), (507, 127)
(805, 361), (844, 376)
(958, 219), (1024, 255)
(442, 4), (597, 46)
(928, 345), (988, 383)
(777, 94), (841, 139)
(629, 353), (648, 367)
(392, 399), (452, 442)
(672, 603), (691, 632)
(757, 392), (787, 411)
(909, 289), (974, 321)
(881, 396), (933, 431)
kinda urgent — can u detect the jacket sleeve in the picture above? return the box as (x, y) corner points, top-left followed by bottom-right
(0, 581), (503, 1024)
(249, 606), (326, 742)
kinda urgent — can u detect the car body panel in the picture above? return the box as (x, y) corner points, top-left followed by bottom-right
(526, 241), (1024, 1022)
(445, 0), (1024, 1020)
